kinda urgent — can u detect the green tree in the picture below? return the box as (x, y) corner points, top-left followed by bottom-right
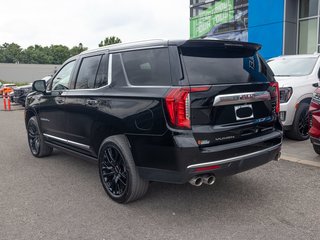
(99, 36), (122, 47)
(0, 43), (23, 63)
(70, 43), (88, 57)
(48, 45), (71, 64)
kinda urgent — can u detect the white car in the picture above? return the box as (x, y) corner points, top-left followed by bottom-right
(268, 54), (320, 140)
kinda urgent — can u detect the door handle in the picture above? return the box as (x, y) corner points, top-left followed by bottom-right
(86, 99), (98, 106)
(313, 82), (319, 88)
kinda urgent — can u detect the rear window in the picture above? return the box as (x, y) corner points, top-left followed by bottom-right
(268, 57), (317, 76)
(121, 48), (171, 86)
(180, 47), (268, 85)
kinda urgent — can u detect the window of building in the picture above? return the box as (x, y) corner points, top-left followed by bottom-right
(75, 55), (102, 89)
(298, 0), (319, 54)
(300, 0), (318, 18)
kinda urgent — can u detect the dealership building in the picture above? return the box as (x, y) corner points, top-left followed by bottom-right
(190, 0), (319, 59)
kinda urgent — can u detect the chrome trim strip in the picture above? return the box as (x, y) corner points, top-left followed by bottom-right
(107, 54), (112, 86)
(43, 133), (90, 150)
(213, 91), (271, 106)
(187, 143), (281, 169)
(43, 133), (68, 143)
(68, 140), (91, 150)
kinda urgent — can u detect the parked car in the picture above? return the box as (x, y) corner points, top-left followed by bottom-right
(25, 39), (282, 203)
(308, 87), (320, 154)
(205, 21), (248, 42)
(9, 91), (14, 103)
(0, 83), (17, 96)
(13, 76), (52, 107)
(267, 54), (320, 140)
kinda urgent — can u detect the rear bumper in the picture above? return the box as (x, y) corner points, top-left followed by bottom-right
(133, 130), (282, 184)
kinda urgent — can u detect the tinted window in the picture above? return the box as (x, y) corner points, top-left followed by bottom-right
(181, 47), (268, 85)
(122, 48), (171, 86)
(75, 55), (102, 89)
(95, 55), (108, 88)
(51, 61), (75, 91)
(111, 54), (126, 85)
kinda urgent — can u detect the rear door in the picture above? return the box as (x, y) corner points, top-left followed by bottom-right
(179, 41), (279, 147)
(64, 53), (107, 155)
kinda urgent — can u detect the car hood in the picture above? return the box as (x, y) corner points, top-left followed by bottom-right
(15, 84), (32, 90)
(274, 75), (310, 88)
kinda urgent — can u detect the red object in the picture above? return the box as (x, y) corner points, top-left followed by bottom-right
(194, 165), (221, 173)
(309, 87), (320, 138)
(269, 82), (280, 113)
(3, 94), (7, 110)
(7, 95), (11, 111)
(165, 86), (210, 129)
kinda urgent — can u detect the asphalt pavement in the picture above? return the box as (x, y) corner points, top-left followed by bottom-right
(1, 102), (320, 240)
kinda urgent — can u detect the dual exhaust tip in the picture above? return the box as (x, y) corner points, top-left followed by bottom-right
(189, 174), (216, 186)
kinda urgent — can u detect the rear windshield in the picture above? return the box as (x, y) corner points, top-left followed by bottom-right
(267, 57), (317, 76)
(180, 47), (269, 85)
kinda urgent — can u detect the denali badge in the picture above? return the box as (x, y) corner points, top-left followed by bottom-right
(234, 104), (254, 121)
(215, 136), (235, 141)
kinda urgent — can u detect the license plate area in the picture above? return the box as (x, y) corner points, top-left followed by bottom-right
(234, 104), (254, 121)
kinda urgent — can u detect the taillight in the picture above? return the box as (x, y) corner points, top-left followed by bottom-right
(165, 86), (210, 129)
(269, 82), (280, 113)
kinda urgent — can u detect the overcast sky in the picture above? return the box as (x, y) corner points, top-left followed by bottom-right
(0, 0), (189, 49)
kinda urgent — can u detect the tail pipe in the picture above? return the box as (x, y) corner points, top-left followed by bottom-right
(189, 174), (216, 186)
(203, 174), (216, 185)
(189, 176), (203, 187)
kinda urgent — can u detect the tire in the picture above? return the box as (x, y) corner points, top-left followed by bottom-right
(285, 103), (310, 141)
(313, 144), (320, 155)
(98, 135), (149, 203)
(27, 116), (53, 157)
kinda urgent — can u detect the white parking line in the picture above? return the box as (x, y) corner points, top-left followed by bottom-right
(281, 154), (320, 168)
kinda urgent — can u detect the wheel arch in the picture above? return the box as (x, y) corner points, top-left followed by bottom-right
(24, 108), (38, 128)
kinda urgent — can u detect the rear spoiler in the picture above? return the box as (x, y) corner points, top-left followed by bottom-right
(175, 39), (262, 52)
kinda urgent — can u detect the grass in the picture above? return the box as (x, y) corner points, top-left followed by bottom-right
(0, 79), (30, 86)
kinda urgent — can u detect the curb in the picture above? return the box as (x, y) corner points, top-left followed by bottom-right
(280, 154), (320, 168)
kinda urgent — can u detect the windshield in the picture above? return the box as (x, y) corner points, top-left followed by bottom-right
(268, 57), (318, 76)
(180, 46), (269, 85)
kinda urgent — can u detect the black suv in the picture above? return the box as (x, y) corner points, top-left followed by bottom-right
(25, 40), (282, 203)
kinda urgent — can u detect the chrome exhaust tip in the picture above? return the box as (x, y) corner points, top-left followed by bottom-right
(203, 175), (216, 185)
(189, 176), (203, 186)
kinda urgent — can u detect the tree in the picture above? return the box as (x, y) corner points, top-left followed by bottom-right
(0, 42), (89, 64)
(70, 43), (88, 57)
(0, 43), (23, 63)
(48, 45), (71, 64)
(99, 36), (121, 47)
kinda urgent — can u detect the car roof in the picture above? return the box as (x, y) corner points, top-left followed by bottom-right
(80, 39), (261, 55)
(269, 54), (320, 61)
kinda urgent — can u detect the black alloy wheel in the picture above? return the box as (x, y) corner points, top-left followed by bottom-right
(298, 109), (309, 138)
(27, 116), (53, 157)
(28, 121), (41, 155)
(100, 145), (128, 198)
(285, 103), (310, 141)
(98, 135), (149, 203)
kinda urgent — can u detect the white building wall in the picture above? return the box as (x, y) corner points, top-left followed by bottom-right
(0, 63), (60, 83)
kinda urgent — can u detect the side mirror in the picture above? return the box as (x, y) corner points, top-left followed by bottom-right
(32, 80), (46, 93)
